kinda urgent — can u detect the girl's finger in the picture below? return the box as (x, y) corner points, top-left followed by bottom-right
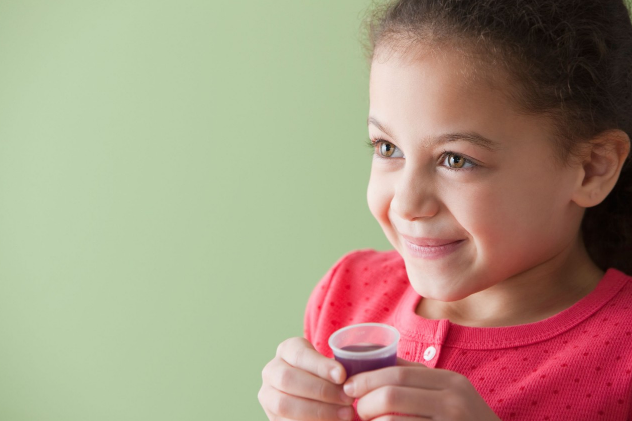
(277, 337), (347, 383)
(263, 408), (294, 421)
(371, 416), (432, 421)
(396, 356), (427, 366)
(263, 358), (354, 405)
(259, 384), (356, 421)
(356, 385), (440, 420)
(344, 365), (449, 398)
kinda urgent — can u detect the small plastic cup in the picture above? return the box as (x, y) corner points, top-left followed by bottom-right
(328, 323), (400, 378)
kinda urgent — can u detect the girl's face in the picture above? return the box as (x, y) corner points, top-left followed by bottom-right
(367, 45), (586, 301)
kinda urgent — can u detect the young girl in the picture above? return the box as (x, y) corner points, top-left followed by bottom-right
(259, 0), (632, 419)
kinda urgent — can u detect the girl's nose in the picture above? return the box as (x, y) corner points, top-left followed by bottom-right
(390, 169), (439, 221)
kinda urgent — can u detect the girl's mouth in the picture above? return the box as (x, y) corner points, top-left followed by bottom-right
(402, 237), (465, 260)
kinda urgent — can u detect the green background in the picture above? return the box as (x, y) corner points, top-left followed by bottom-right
(0, 0), (391, 420)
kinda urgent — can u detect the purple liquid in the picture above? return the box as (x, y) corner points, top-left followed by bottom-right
(334, 344), (397, 377)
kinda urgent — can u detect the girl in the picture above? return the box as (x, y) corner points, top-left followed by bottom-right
(259, 0), (632, 419)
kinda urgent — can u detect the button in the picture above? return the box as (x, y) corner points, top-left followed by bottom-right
(423, 346), (437, 361)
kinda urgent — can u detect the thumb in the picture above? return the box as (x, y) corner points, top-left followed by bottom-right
(396, 357), (429, 367)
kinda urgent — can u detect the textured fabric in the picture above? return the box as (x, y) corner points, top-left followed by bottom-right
(304, 249), (632, 421)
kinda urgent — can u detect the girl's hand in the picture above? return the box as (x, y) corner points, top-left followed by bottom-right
(258, 337), (356, 421)
(343, 358), (501, 421)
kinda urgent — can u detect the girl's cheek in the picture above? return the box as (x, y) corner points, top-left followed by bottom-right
(367, 174), (393, 222)
(443, 184), (504, 237)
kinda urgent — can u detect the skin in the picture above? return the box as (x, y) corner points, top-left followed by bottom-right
(366, 43), (607, 326)
(258, 42), (630, 421)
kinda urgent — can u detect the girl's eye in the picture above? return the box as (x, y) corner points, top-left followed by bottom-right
(374, 140), (404, 158)
(441, 152), (476, 170)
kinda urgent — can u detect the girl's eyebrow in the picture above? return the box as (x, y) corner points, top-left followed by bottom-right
(368, 116), (499, 151)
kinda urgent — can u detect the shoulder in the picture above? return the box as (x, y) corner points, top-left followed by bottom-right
(330, 248), (405, 278)
(578, 268), (632, 334)
(303, 249), (408, 355)
(320, 248), (407, 296)
(599, 268), (632, 316)
(576, 268), (632, 359)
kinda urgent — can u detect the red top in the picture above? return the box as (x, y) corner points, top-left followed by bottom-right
(304, 249), (632, 421)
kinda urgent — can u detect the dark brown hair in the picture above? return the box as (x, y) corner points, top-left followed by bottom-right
(363, 0), (632, 273)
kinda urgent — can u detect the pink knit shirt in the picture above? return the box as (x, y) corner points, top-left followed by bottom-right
(304, 249), (632, 420)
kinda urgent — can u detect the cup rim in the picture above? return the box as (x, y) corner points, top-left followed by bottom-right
(328, 323), (400, 359)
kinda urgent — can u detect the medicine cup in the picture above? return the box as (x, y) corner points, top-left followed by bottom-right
(328, 323), (400, 378)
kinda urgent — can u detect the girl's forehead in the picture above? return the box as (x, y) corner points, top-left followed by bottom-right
(369, 42), (524, 123)
(368, 43), (559, 154)
(370, 41), (508, 95)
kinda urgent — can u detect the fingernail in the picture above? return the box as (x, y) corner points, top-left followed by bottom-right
(330, 367), (342, 383)
(337, 406), (354, 420)
(343, 381), (355, 396)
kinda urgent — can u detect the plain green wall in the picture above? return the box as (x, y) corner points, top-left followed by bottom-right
(0, 1), (391, 420)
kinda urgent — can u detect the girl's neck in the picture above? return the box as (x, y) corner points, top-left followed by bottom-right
(415, 240), (604, 328)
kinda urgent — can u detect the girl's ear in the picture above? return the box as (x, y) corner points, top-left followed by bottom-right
(572, 129), (630, 208)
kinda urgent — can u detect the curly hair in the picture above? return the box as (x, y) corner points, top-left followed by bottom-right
(363, 0), (632, 273)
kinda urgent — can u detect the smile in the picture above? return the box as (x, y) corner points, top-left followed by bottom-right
(402, 237), (465, 260)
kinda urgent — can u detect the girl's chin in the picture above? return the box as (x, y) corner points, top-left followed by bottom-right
(403, 255), (468, 277)
(404, 266), (478, 301)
